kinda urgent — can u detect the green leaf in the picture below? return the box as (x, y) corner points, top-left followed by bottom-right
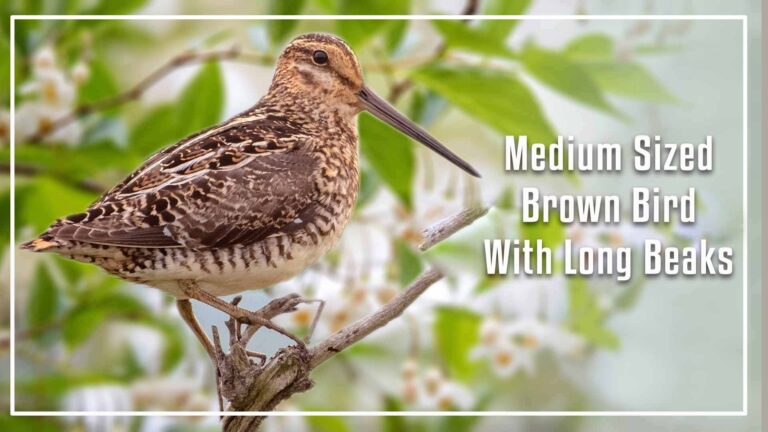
(62, 292), (149, 348)
(495, 186), (515, 210)
(307, 416), (350, 432)
(396, 240), (422, 286)
(176, 61), (224, 137)
(77, 60), (118, 106)
(439, 416), (479, 431)
(473, 276), (500, 294)
(0, 36), (10, 102)
(62, 306), (110, 348)
(431, 21), (513, 58)
(567, 278), (619, 349)
(129, 103), (183, 155)
(86, 0), (148, 14)
(359, 113), (415, 209)
(519, 212), (565, 271)
(433, 1), (530, 56)
(8, 142), (140, 192)
(355, 167), (380, 211)
(433, 306), (481, 381)
(19, 177), (97, 232)
(383, 20), (409, 54)
(0, 189), (11, 259)
(521, 43), (621, 117)
(478, 0), (531, 39)
(563, 33), (614, 62)
(519, 213), (565, 250)
(562, 34), (676, 103)
(412, 65), (556, 144)
(27, 264), (59, 328)
(336, 0), (410, 48)
(408, 89), (448, 127)
(0, 415), (64, 432)
(583, 61), (677, 103)
(340, 342), (391, 358)
(16, 372), (117, 403)
(382, 397), (407, 432)
(266, 0), (306, 45)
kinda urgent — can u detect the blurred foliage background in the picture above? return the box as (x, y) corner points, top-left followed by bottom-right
(0, 0), (754, 431)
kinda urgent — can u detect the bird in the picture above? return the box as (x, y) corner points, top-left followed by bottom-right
(22, 33), (480, 360)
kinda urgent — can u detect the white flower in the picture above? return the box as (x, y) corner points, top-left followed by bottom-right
(15, 44), (82, 145)
(430, 381), (475, 411)
(478, 316), (503, 347)
(400, 364), (475, 411)
(71, 61), (91, 85)
(33, 45), (56, 71)
(494, 341), (532, 377)
(62, 385), (132, 432)
(472, 317), (537, 377)
(23, 68), (76, 107)
(418, 368), (474, 410)
(470, 316), (585, 378)
(16, 100), (81, 145)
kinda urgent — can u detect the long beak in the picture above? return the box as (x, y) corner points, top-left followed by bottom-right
(357, 86), (481, 178)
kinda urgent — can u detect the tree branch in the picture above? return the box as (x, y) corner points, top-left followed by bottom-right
(308, 267), (443, 369)
(27, 45), (266, 142)
(217, 206), (488, 431)
(419, 207), (489, 251)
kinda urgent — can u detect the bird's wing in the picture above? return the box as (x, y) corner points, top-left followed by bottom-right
(45, 115), (321, 249)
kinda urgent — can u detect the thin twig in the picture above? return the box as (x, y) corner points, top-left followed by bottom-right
(419, 207), (489, 251)
(2, 161), (107, 194)
(308, 267), (443, 369)
(28, 46), (249, 142)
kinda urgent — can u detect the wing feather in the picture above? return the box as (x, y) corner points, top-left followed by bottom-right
(40, 116), (319, 250)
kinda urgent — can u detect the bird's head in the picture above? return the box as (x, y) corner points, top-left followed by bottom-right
(271, 33), (363, 117)
(271, 33), (480, 178)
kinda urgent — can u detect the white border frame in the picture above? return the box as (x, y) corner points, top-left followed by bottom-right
(8, 14), (749, 417)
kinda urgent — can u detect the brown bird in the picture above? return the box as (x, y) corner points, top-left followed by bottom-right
(22, 33), (479, 359)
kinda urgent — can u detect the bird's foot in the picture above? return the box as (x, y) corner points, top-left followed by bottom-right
(211, 295), (313, 410)
(228, 295), (306, 348)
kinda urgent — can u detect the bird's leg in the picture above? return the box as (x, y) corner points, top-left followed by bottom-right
(179, 280), (305, 347)
(175, 299), (216, 362)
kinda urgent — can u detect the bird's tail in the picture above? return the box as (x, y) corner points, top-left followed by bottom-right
(20, 236), (62, 252)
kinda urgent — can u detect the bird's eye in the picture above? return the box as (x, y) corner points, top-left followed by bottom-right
(312, 50), (329, 65)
